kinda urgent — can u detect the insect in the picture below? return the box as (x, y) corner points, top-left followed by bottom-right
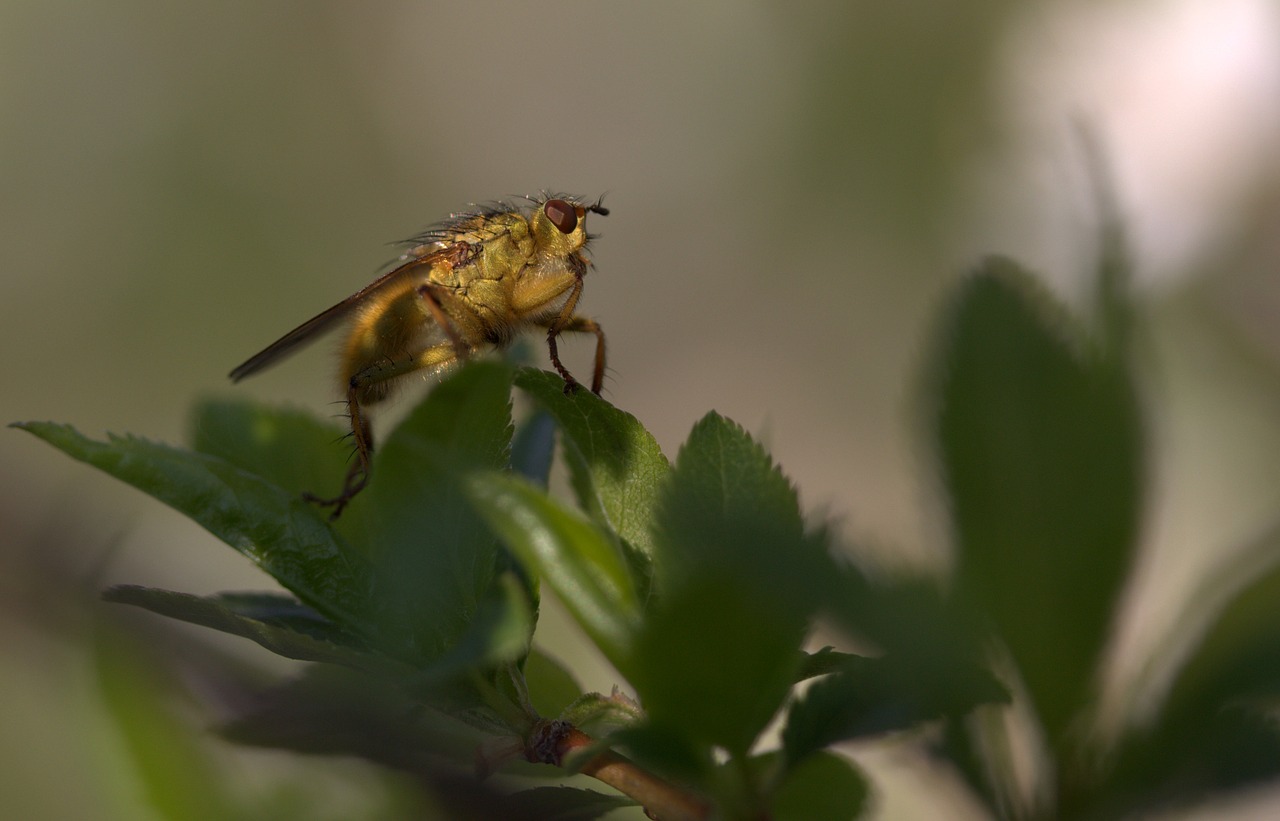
(229, 193), (609, 518)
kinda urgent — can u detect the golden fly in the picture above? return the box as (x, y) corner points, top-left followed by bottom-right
(229, 193), (608, 518)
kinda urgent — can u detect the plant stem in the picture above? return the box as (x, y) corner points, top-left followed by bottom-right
(526, 720), (712, 821)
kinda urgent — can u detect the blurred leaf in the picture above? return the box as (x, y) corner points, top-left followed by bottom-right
(511, 408), (558, 488)
(824, 561), (995, 698)
(189, 398), (351, 500)
(336, 361), (516, 665)
(604, 723), (715, 784)
(466, 472), (640, 670)
(797, 647), (864, 682)
(219, 664), (475, 768)
(1163, 533), (1280, 723)
(103, 585), (407, 676)
(630, 412), (825, 755)
(12, 421), (375, 630)
(928, 258), (1143, 745)
(781, 654), (1008, 768)
(93, 626), (243, 821)
(516, 367), (667, 600)
(1079, 706), (1280, 819)
(524, 649), (583, 719)
(1076, 538), (1280, 815)
(771, 751), (869, 821)
(1075, 120), (1133, 357)
(501, 787), (636, 820)
(201, 591), (352, 640)
(415, 572), (535, 683)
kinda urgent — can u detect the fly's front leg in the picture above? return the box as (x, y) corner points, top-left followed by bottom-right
(544, 313), (606, 396)
(566, 316), (606, 394)
(529, 273), (596, 394)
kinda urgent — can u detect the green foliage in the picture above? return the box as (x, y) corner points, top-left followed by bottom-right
(931, 257), (1143, 749)
(19, 249), (1280, 820)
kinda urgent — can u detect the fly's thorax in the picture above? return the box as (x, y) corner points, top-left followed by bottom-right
(457, 230), (534, 289)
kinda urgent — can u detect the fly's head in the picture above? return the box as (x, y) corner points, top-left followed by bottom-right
(529, 194), (608, 272)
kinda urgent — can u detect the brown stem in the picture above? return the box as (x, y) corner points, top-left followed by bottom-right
(526, 721), (712, 821)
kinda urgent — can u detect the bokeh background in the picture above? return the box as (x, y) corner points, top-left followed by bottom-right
(3, 1), (1279, 818)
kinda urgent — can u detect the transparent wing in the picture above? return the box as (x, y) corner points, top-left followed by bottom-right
(228, 249), (447, 382)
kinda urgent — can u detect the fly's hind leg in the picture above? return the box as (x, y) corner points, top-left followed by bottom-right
(304, 342), (462, 520)
(303, 383), (374, 519)
(545, 315), (606, 395)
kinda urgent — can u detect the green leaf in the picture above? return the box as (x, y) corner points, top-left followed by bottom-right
(502, 786), (636, 821)
(604, 724), (715, 784)
(524, 649), (583, 720)
(516, 368), (668, 598)
(1081, 538), (1280, 815)
(1163, 534), (1280, 721)
(93, 626), (244, 821)
(188, 398), (351, 500)
(413, 572), (535, 682)
(12, 421), (375, 631)
(511, 408), (558, 488)
(103, 586), (408, 677)
(781, 654), (1009, 768)
(928, 258), (1143, 745)
(1077, 706), (1280, 818)
(797, 647), (865, 682)
(219, 664), (478, 768)
(336, 361), (517, 665)
(466, 471), (640, 670)
(192, 591), (352, 642)
(770, 751), (869, 821)
(630, 412), (826, 755)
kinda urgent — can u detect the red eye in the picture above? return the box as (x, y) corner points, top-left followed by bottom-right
(544, 199), (578, 234)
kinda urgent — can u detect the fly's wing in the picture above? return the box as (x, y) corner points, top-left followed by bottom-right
(228, 249), (447, 382)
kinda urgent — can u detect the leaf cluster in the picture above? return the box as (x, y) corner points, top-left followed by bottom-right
(20, 361), (1001, 820)
(18, 244), (1280, 819)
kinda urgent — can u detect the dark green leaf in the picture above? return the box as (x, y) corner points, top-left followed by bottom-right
(604, 724), (715, 784)
(781, 654), (1009, 768)
(928, 258), (1143, 744)
(825, 561), (983, 658)
(1164, 534), (1280, 722)
(1076, 706), (1280, 818)
(466, 472), (640, 669)
(200, 591), (353, 642)
(797, 647), (865, 682)
(771, 751), (869, 821)
(1078, 537), (1280, 815)
(13, 421), (374, 630)
(630, 412), (826, 755)
(516, 368), (667, 599)
(93, 626), (243, 821)
(412, 572), (535, 683)
(510, 408), (558, 488)
(335, 361), (516, 665)
(104, 585), (408, 677)
(502, 786), (636, 821)
(219, 664), (476, 767)
(524, 649), (583, 720)
(188, 398), (351, 500)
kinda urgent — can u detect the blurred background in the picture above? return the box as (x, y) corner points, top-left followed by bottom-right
(3, 1), (1279, 818)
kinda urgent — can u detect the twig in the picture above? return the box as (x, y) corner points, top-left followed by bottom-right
(525, 720), (712, 821)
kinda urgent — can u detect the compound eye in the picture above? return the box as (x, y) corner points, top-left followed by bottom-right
(544, 199), (578, 234)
